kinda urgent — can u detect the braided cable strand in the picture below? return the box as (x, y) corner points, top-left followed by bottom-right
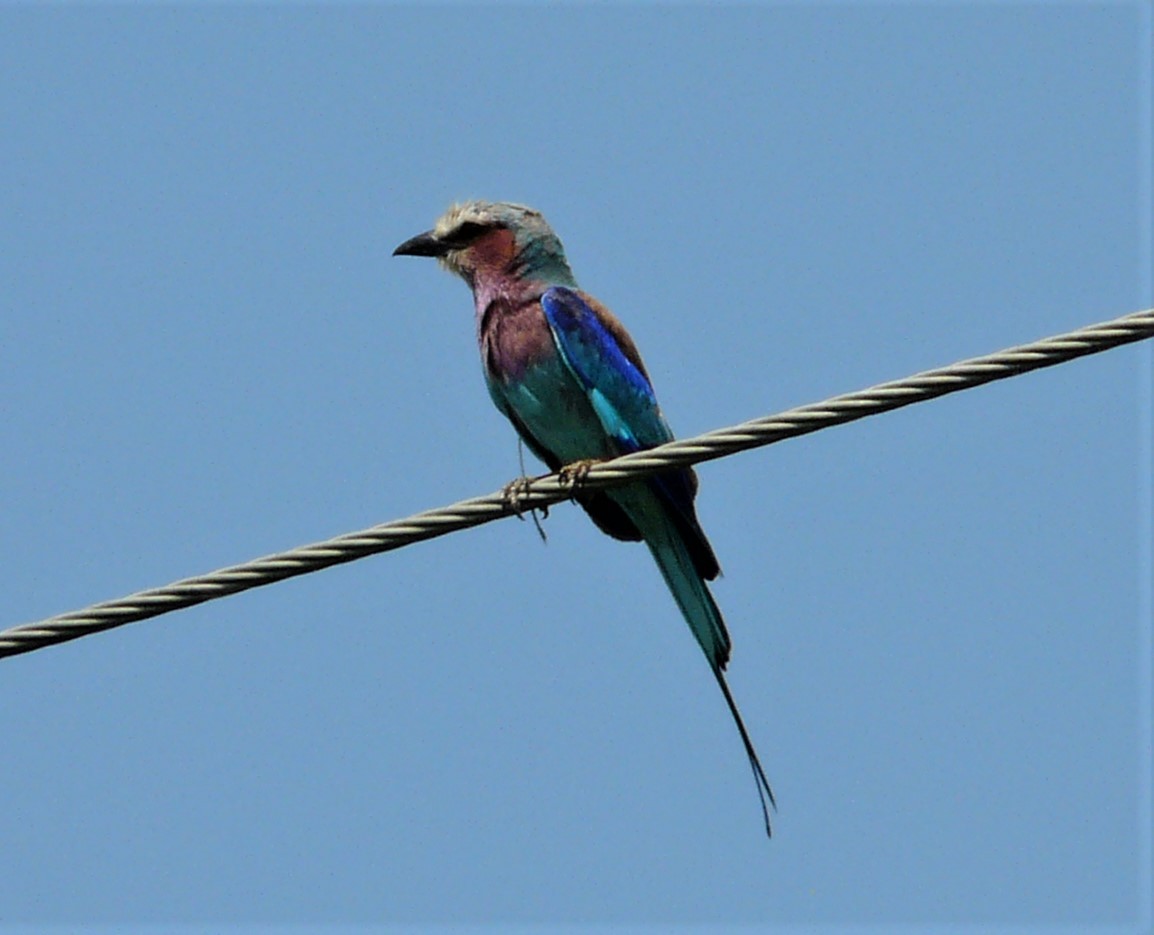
(2, 307), (1151, 660)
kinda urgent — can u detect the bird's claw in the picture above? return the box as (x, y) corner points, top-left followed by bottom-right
(558, 458), (599, 489)
(503, 475), (550, 543)
(502, 476), (536, 518)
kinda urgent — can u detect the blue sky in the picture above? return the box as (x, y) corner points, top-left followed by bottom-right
(0, 3), (1149, 929)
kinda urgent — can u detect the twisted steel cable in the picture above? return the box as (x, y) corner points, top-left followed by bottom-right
(2, 306), (1151, 660)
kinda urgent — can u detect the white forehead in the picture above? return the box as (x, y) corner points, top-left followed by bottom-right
(432, 200), (541, 238)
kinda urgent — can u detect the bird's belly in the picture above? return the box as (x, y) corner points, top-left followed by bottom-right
(503, 358), (613, 464)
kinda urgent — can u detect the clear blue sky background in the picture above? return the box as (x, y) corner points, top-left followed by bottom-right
(0, 4), (1149, 930)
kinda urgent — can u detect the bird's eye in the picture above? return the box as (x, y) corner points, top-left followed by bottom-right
(447, 221), (489, 245)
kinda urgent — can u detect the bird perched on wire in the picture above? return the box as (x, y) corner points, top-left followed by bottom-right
(394, 201), (775, 836)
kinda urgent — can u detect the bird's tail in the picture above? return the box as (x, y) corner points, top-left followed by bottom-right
(641, 504), (777, 837)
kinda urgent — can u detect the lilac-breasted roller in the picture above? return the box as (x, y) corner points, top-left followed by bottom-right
(395, 201), (775, 836)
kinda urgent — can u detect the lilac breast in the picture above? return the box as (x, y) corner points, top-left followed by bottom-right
(479, 296), (557, 383)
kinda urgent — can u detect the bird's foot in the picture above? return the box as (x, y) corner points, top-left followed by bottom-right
(558, 458), (600, 489)
(502, 476), (535, 516)
(502, 475), (549, 543)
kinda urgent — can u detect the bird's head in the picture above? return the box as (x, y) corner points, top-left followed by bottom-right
(393, 200), (576, 289)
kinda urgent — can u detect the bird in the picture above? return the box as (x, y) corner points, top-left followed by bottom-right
(394, 200), (775, 836)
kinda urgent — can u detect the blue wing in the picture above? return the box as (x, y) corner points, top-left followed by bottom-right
(540, 286), (673, 452)
(540, 286), (718, 580)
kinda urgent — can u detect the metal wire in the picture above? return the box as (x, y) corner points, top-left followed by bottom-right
(2, 307), (1151, 660)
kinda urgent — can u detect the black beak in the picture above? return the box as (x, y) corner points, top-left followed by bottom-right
(393, 230), (449, 258)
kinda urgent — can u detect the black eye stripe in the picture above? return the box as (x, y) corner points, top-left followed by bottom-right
(447, 220), (490, 245)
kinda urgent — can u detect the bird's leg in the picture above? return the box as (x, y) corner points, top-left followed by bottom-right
(502, 439), (549, 542)
(502, 474), (535, 515)
(558, 458), (601, 489)
(501, 475), (551, 544)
